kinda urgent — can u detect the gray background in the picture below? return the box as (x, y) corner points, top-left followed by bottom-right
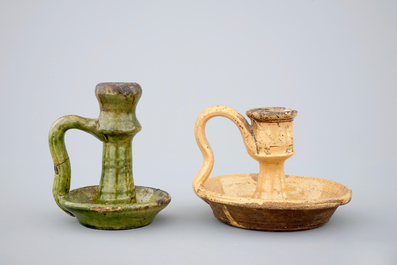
(1, 0), (396, 264)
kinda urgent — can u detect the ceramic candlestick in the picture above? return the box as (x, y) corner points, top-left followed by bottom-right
(49, 83), (171, 230)
(193, 106), (351, 231)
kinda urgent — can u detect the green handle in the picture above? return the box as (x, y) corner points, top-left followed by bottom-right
(49, 115), (107, 215)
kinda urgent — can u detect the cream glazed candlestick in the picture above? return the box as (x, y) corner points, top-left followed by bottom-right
(193, 105), (351, 231)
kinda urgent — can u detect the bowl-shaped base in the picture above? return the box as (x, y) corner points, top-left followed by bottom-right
(206, 200), (337, 231)
(196, 174), (351, 231)
(60, 185), (171, 230)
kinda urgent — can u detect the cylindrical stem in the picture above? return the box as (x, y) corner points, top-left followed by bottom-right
(97, 135), (136, 204)
(246, 107), (297, 200)
(253, 158), (288, 199)
(94, 83), (142, 204)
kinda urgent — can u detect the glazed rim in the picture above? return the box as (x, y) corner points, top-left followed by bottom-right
(196, 175), (352, 210)
(246, 107), (298, 122)
(60, 185), (171, 212)
(95, 82), (142, 97)
(96, 82), (140, 88)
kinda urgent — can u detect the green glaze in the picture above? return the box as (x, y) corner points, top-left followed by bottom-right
(60, 186), (170, 230)
(49, 83), (171, 229)
(98, 135), (136, 204)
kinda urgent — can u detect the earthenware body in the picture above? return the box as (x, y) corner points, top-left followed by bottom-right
(193, 105), (351, 231)
(49, 83), (170, 230)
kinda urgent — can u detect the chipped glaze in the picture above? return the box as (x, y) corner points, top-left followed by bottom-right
(193, 105), (351, 231)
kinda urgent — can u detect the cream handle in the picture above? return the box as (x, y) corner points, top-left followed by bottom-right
(193, 105), (257, 192)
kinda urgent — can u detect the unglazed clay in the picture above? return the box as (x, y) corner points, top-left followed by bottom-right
(193, 106), (351, 231)
(49, 83), (170, 230)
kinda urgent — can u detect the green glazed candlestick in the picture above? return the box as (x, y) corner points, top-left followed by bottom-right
(49, 82), (171, 230)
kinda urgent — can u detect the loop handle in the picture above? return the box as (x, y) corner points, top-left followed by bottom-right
(49, 115), (107, 215)
(193, 106), (257, 193)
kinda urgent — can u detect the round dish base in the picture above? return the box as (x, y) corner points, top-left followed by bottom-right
(207, 200), (337, 231)
(59, 185), (171, 230)
(197, 174), (351, 231)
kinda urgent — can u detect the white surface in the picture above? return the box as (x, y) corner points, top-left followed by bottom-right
(0, 1), (396, 264)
